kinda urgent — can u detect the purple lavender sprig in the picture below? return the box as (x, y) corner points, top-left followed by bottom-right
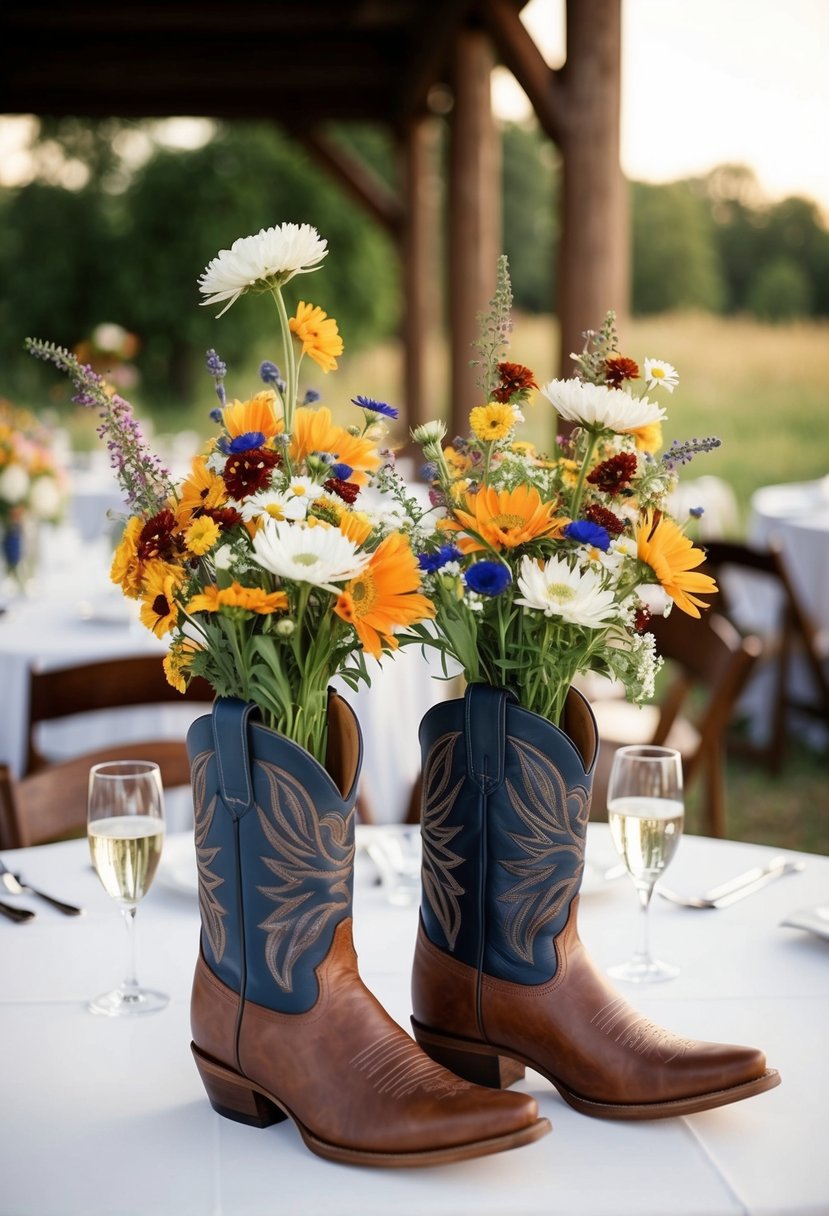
(25, 338), (173, 515)
(661, 435), (721, 471)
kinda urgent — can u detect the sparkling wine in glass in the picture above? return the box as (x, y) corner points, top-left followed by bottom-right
(87, 760), (168, 1016)
(607, 745), (684, 983)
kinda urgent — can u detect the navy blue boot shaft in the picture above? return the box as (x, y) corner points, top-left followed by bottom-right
(418, 683), (597, 986)
(187, 693), (362, 1014)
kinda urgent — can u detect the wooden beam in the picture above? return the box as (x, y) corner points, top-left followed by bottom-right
(396, 0), (475, 121)
(556, 0), (628, 376)
(448, 28), (501, 436)
(296, 130), (404, 238)
(482, 0), (568, 145)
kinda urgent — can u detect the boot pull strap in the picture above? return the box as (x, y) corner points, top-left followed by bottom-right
(464, 684), (513, 794)
(212, 697), (257, 817)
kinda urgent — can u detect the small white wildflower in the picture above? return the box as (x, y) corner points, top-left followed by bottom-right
(643, 358), (679, 393)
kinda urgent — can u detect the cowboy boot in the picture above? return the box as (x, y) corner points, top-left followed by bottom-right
(186, 692), (550, 1166)
(411, 683), (780, 1119)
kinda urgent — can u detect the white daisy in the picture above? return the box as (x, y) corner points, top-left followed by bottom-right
(643, 358), (679, 393)
(251, 519), (368, 587)
(198, 223), (328, 317)
(515, 555), (618, 629)
(539, 378), (667, 433)
(243, 478), (327, 525)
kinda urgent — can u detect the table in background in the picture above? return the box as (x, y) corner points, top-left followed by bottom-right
(2, 825), (827, 1216)
(749, 478), (829, 635)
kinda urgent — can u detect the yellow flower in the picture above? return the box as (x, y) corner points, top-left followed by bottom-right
(175, 456), (228, 528)
(223, 390), (283, 440)
(469, 402), (515, 443)
(110, 516), (144, 599)
(510, 440), (537, 458)
(630, 421), (663, 454)
(163, 641), (201, 693)
(338, 510), (374, 547)
(186, 581), (289, 615)
(289, 407), (379, 484)
(185, 515), (221, 556)
(446, 485), (565, 552)
(444, 445), (471, 476)
(289, 302), (344, 373)
(334, 533), (434, 659)
(636, 511), (717, 618)
(139, 565), (185, 637)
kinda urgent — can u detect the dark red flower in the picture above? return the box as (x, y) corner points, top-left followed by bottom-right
(586, 452), (638, 494)
(323, 477), (360, 504)
(604, 355), (640, 388)
(137, 508), (179, 562)
(491, 361), (538, 403)
(584, 502), (626, 536)
(203, 506), (244, 532)
(634, 606), (652, 633)
(223, 447), (280, 500)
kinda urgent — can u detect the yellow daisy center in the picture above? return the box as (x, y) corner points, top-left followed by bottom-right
(492, 512), (526, 530)
(548, 582), (576, 602)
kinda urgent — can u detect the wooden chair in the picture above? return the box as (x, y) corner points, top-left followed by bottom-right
(701, 539), (829, 773)
(0, 743), (195, 850)
(590, 611), (762, 838)
(23, 654), (214, 776)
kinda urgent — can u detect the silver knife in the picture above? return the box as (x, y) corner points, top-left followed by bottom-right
(708, 858), (805, 908)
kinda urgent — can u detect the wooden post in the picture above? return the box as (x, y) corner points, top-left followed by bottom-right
(400, 116), (440, 440)
(449, 27), (501, 437)
(557, 0), (628, 373)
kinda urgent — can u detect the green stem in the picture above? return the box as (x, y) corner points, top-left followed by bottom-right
(569, 430), (601, 520)
(272, 287), (298, 436)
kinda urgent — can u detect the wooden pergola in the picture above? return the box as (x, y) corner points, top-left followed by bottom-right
(0, 0), (627, 438)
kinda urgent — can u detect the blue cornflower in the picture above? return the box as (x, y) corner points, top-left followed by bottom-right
(689, 506), (705, 518)
(225, 431), (266, 454)
(259, 360), (286, 392)
(303, 388), (321, 404)
(418, 544), (462, 573)
(564, 520), (611, 552)
(330, 462), (353, 480)
(208, 407), (223, 424)
(464, 561), (512, 597)
(351, 394), (399, 420)
(420, 462), (437, 482)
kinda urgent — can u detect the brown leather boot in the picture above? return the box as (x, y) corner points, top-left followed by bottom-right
(411, 684), (780, 1119)
(187, 692), (550, 1166)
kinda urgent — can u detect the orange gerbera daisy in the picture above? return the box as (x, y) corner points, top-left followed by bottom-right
(636, 511), (717, 618)
(289, 302), (344, 373)
(338, 510), (374, 547)
(289, 406), (380, 484)
(222, 390), (283, 441)
(186, 582), (289, 615)
(176, 455), (228, 528)
(334, 533), (434, 659)
(446, 485), (565, 552)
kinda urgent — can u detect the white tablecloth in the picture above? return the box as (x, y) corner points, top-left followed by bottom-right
(2, 825), (827, 1215)
(750, 478), (829, 634)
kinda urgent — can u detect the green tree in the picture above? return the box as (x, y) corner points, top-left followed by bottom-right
(746, 257), (812, 320)
(631, 181), (725, 314)
(501, 122), (559, 313)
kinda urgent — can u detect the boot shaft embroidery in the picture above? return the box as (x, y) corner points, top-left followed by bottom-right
(192, 748), (228, 965)
(420, 731), (466, 950)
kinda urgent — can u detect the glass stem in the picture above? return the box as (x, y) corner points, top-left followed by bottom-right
(634, 883), (654, 964)
(121, 905), (140, 999)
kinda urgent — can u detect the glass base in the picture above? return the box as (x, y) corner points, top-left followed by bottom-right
(608, 956), (679, 984)
(88, 986), (169, 1017)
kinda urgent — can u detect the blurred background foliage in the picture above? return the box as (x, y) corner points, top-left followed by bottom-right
(3, 114), (829, 422)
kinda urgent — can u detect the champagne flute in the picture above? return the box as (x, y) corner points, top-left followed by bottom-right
(606, 745), (684, 983)
(87, 760), (168, 1016)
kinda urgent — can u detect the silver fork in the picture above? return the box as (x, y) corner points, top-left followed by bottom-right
(0, 857), (85, 916)
(657, 856), (806, 909)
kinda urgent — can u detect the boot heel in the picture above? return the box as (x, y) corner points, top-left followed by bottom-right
(191, 1044), (289, 1128)
(411, 1020), (526, 1089)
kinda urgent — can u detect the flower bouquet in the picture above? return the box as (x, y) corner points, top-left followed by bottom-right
(410, 256), (719, 727)
(27, 223), (433, 763)
(0, 400), (66, 586)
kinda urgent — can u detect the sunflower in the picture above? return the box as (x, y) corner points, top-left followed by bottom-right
(223, 390), (283, 441)
(334, 532), (434, 658)
(289, 302), (344, 373)
(469, 402), (515, 443)
(185, 515), (221, 556)
(163, 640), (202, 693)
(446, 484), (565, 552)
(636, 511), (717, 618)
(175, 456), (228, 528)
(289, 406), (380, 484)
(139, 564), (185, 637)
